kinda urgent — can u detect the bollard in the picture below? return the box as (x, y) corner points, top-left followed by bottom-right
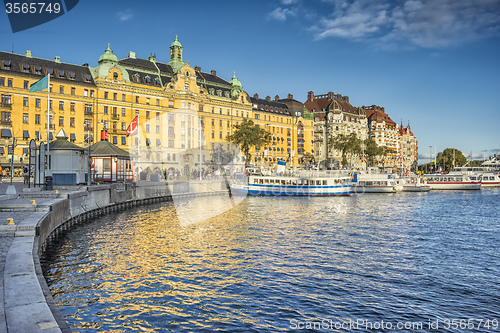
(6, 218), (14, 225)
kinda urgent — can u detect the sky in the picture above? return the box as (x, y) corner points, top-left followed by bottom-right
(1, 0), (499, 162)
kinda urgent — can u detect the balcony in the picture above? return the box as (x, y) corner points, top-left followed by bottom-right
(84, 111), (93, 117)
(109, 128), (126, 134)
(1, 120), (12, 126)
(111, 114), (120, 120)
(0, 102), (12, 109)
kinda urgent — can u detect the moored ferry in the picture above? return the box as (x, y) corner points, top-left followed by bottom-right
(424, 174), (481, 190)
(230, 171), (352, 196)
(450, 166), (500, 187)
(350, 171), (399, 193)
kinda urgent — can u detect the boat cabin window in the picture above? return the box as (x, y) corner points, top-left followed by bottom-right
(269, 179), (274, 184)
(292, 180), (297, 185)
(323, 180), (327, 185)
(304, 180), (309, 185)
(264, 179), (270, 184)
(281, 180), (286, 185)
(298, 180), (303, 185)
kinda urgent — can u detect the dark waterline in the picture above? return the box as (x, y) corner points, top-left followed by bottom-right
(42, 190), (500, 332)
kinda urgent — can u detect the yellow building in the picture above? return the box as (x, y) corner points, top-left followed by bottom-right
(0, 49), (96, 172)
(0, 36), (314, 177)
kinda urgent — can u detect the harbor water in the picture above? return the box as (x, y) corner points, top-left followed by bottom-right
(42, 190), (500, 332)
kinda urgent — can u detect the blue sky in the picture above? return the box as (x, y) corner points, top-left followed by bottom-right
(2, 0), (499, 162)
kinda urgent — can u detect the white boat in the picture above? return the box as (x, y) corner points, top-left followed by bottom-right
(450, 166), (500, 187)
(402, 177), (430, 192)
(351, 171), (399, 193)
(424, 174), (481, 190)
(230, 170), (352, 196)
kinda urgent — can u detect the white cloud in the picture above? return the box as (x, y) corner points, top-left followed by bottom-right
(269, 7), (297, 21)
(310, 0), (500, 48)
(117, 9), (134, 22)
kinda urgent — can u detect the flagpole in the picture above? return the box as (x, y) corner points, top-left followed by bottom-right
(47, 74), (50, 172)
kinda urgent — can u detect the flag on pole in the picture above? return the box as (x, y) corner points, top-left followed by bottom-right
(126, 116), (139, 136)
(29, 75), (49, 93)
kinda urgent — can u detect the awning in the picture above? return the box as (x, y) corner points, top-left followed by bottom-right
(70, 133), (76, 141)
(1, 129), (12, 138)
(0, 147), (4, 154)
(23, 130), (30, 139)
(23, 148), (28, 155)
(156, 139), (161, 146)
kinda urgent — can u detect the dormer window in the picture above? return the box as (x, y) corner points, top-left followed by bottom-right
(155, 78), (161, 85)
(85, 74), (91, 82)
(145, 76), (151, 83)
(34, 66), (42, 74)
(58, 70), (64, 78)
(22, 64), (30, 73)
(47, 68), (53, 75)
(3, 61), (11, 70)
(113, 72), (118, 79)
(69, 72), (75, 80)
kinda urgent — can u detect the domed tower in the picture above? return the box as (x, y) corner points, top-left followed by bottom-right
(168, 35), (184, 72)
(98, 43), (118, 65)
(230, 72), (243, 99)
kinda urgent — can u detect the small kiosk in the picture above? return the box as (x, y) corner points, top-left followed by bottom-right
(90, 132), (133, 182)
(48, 129), (87, 185)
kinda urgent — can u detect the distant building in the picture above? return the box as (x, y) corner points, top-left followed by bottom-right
(304, 91), (368, 168)
(399, 121), (418, 171)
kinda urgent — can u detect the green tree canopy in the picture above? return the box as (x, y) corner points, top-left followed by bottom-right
(435, 148), (467, 172)
(330, 132), (361, 167)
(226, 118), (272, 167)
(363, 138), (386, 167)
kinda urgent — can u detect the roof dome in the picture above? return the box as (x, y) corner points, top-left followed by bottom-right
(98, 44), (118, 63)
(171, 35), (182, 48)
(230, 72), (242, 87)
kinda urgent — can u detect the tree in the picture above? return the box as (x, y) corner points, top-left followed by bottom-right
(435, 148), (467, 172)
(330, 132), (361, 167)
(226, 118), (272, 167)
(363, 138), (386, 167)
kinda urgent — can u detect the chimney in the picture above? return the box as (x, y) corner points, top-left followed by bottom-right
(211, 70), (216, 76)
(25, 50), (32, 58)
(265, 96), (271, 101)
(307, 91), (314, 102)
(195, 66), (201, 72)
(128, 51), (136, 59)
(54, 56), (61, 63)
(287, 93), (293, 100)
(328, 91), (335, 99)
(253, 93), (259, 99)
(345, 95), (349, 103)
(275, 95), (279, 101)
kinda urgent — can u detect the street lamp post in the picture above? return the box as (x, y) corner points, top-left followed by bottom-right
(429, 145), (432, 174)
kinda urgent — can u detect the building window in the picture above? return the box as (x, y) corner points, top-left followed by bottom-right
(113, 121), (117, 130)
(104, 91), (108, 99)
(145, 124), (150, 133)
(84, 104), (92, 114)
(47, 68), (53, 76)
(156, 125), (160, 134)
(122, 137), (126, 145)
(90, 90), (94, 97)
(255, 114), (260, 120)
(113, 92), (117, 100)
(1, 95), (11, 104)
(23, 113), (28, 124)
(85, 74), (91, 82)
(146, 111), (150, 119)
(156, 99), (160, 106)
(7, 78), (12, 87)
(219, 132), (222, 139)
(3, 61), (11, 70)
(59, 86), (64, 94)
(156, 112), (160, 121)
(59, 116), (64, 126)
(146, 98), (150, 105)
(113, 72), (118, 79)
(69, 72), (75, 80)
(70, 102), (75, 111)
(84, 89), (88, 97)
(211, 130), (214, 139)
(1, 111), (11, 124)
(23, 97), (29, 107)
(135, 96), (139, 103)
(35, 114), (41, 124)
(121, 122), (126, 130)
(22, 64), (30, 72)
(24, 80), (29, 89)
(71, 87), (75, 95)
(122, 94), (126, 101)
(70, 117), (75, 127)
(59, 101), (64, 110)
(58, 70), (64, 78)
(0, 77), (4, 86)
(104, 106), (108, 114)
(122, 108), (126, 116)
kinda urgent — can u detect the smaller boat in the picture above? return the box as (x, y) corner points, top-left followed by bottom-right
(402, 177), (430, 192)
(424, 173), (481, 190)
(351, 171), (399, 193)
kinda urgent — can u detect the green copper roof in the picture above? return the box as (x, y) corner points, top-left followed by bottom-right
(230, 72), (242, 88)
(98, 43), (118, 63)
(171, 35), (182, 48)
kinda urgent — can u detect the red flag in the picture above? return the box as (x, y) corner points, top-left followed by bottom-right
(126, 116), (138, 136)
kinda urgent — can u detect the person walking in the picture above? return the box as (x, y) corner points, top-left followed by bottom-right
(23, 165), (29, 184)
